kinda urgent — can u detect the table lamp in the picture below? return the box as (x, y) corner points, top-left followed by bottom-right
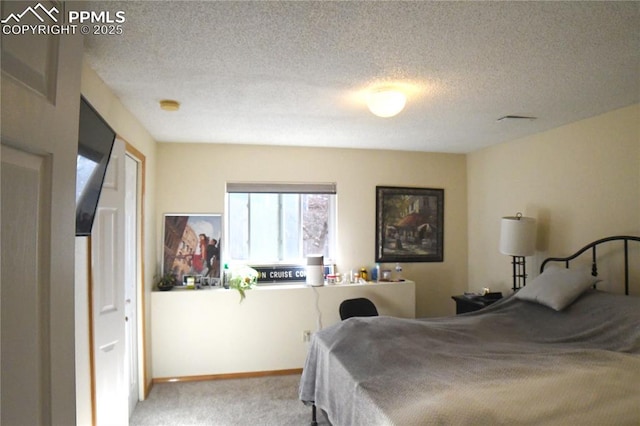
(499, 212), (536, 292)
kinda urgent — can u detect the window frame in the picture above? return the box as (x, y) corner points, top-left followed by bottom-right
(225, 182), (337, 267)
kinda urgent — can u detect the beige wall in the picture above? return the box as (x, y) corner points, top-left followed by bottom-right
(468, 104), (640, 295)
(157, 144), (467, 317)
(79, 62), (158, 403)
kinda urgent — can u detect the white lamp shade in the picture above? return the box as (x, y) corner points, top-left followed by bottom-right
(499, 215), (537, 256)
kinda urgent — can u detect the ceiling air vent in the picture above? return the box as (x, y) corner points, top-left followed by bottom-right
(496, 115), (537, 122)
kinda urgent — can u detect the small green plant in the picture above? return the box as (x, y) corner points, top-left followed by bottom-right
(227, 266), (258, 302)
(156, 272), (177, 291)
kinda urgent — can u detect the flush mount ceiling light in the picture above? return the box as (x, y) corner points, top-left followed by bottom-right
(367, 88), (407, 118)
(159, 99), (180, 111)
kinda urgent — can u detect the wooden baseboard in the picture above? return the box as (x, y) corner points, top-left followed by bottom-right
(152, 368), (303, 384)
(144, 379), (153, 399)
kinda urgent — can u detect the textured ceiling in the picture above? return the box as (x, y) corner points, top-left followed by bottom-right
(83, 1), (640, 153)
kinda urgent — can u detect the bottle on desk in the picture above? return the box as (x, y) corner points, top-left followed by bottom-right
(372, 263), (380, 282)
(360, 267), (368, 281)
(222, 263), (230, 289)
(394, 263), (403, 281)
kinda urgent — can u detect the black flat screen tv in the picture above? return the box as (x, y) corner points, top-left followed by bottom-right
(75, 96), (116, 236)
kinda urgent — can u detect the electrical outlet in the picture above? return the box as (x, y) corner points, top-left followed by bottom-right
(302, 330), (311, 342)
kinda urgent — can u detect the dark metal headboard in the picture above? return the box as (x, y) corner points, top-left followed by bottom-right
(540, 235), (640, 296)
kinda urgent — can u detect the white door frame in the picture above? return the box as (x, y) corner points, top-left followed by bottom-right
(124, 142), (147, 402)
(124, 153), (139, 416)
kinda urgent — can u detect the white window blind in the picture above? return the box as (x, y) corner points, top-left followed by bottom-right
(226, 182), (336, 194)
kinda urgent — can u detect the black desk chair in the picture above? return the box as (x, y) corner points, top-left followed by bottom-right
(339, 297), (378, 320)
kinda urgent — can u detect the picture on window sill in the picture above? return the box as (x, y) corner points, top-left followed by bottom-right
(162, 214), (222, 283)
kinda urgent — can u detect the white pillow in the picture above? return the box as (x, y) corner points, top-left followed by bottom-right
(515, 266), (600, 311)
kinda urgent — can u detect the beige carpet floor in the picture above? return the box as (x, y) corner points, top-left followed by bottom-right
(130, 374), (329, 426)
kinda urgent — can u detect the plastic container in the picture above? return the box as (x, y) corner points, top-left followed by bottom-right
(373, 263), (380, 282)
(306, 255), (324, 287)
(395, 263), (403, 281)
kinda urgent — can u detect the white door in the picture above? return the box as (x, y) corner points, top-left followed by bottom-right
(1, 146), (50, 425)
(124, 154), (139, 417)
(92, 139), (128, 425)
(1, 4), (81, 423)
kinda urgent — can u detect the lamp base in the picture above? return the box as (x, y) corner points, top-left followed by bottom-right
(511, 255), (528, 292)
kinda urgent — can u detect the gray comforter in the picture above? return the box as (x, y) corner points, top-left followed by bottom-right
(299, 290), (640, 425)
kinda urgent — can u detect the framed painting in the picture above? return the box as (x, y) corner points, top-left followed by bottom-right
(375, 186), (444, 263)
(162, 214), (222, 285)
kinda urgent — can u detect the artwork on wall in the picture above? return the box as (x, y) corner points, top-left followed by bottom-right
(375, 186), (444, 263)
(162, 214), (222, 285)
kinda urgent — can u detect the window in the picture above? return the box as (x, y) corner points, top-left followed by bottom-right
(226, 183), (336, 264)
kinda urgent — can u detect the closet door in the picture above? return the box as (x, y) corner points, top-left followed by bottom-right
(91, 139), (128, 425)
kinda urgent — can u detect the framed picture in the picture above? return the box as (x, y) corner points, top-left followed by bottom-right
(375, 186), (444, 263)
(162, 214), (222, 283)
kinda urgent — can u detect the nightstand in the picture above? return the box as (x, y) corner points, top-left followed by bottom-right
(451, 293), (502, 314)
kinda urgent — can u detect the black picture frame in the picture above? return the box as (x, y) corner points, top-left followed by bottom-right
(375, 186), (444, 263)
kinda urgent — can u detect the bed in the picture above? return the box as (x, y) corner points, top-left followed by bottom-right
(299, 236), (640, 425)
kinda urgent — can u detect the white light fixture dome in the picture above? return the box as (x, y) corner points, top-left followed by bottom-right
(367, 88), (406, 118)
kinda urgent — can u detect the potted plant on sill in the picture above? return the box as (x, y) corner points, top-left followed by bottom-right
(226, 265), (259, 302)
(156, 272), (177, 291)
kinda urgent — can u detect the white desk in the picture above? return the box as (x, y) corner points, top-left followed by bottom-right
(151, 280), (415, 379)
